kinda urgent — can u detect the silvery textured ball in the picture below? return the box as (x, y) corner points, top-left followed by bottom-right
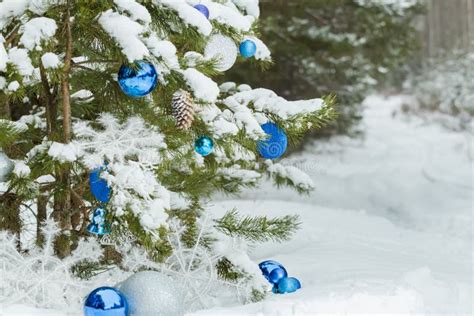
(0, 150), (14, 182)
(204, 34), (238, 71)
(118, 271), (184, 316)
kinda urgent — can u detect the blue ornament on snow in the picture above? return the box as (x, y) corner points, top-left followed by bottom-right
(195, 136), (214, 156)
(84, 286), (128, 316)
(257, 122), (288, 159)
(239, 39), (257, 58)
(89, 168), (111, 203)
(274, 277), (301, 294)
(259, 260), (288, 284)
(118, 61), (158, 97)
(87, 207), (110, 235)
(194, 4), (210, 19)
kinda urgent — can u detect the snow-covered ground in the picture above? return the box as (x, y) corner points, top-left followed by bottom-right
(3, 95), (472, 315)
(195, 95), (473, 315)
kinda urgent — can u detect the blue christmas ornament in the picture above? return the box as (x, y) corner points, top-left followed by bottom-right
(84, 286), (128, 316)
(194, 4), (210, 19)
(118, 61), (158, 97)
(89, 168), (111, 203)
(257, 122), (288, 159)
(274, 277), (301, 294)
(87, 207), (110, 235)
(239, 39), (257, 58)
(194, 136), (214, 156)
(259, 260), (288, 284)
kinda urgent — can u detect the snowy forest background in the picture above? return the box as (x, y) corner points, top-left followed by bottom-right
(0, 0), (472, 315)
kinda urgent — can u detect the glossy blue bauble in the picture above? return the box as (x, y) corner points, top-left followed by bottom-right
(259, 260), (288, 284)
(239, 39), (257, 58)
(118, 61), (158, 97)
(275, 277), (301, 294)
(195, 136), (214, 156)
(89, 168), (111, 203)
(84, 286), (128, 316)
(87, 207), (110, 235)
(194, 4), (210, 19)
(257, 122), (288, 159)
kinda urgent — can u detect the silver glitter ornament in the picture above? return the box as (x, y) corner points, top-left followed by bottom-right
(204, 34), (238, 72)
(118, 271), (184, 316)
(0, 150), (14, 182)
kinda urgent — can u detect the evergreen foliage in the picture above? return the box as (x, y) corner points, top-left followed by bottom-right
(0, 0), (334, 302)
(226, 0), (423, 136)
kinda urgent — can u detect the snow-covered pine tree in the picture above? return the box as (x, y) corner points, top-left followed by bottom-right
(228, 0), (423, 136)
(0, 0), (335, 307)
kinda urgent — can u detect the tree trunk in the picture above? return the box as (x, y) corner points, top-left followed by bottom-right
(54, 1), (74, 257)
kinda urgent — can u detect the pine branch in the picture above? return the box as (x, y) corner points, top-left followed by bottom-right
(214, 209), (301, 243)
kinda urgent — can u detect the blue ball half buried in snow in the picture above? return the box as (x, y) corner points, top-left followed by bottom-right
(89, 168), (111, 203)
(195, 136), (214, 156)
(84, 286), (128, 316)
(239, 39), (257, 58)
(194, 4), (210, 19)
(257, 122), (288, 159)
(87, 207), (110, 236)
(274, 277), (301, 294)
(259, 260), (288, 284)
(118, 61), (158, 97)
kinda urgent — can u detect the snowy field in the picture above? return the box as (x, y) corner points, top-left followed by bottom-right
(3, 95), (472, 315)
(199, 95), (473, 315)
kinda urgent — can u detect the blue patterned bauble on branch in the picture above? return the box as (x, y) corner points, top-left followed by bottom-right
(194, 4), (210, 19)
(84, 286), (128, 316)
(194, 136), (214, 156)
(87, 207), (110, 235)
(239, 39), (257, 58)
(257, 122), (288, 159)
(89, 168), (111, 203)
(274, 277), (301, 294)
(259, 260), (288, 285)
(118, 61), (158, 97)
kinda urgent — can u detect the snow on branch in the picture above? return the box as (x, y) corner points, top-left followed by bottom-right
(74, 114), (171, 231)
(99, 9), (150, 62)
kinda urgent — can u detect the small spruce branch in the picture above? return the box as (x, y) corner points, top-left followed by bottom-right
(214, 209), (301, 243)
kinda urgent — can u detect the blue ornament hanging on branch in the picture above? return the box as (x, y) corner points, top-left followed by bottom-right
(239, 39), (257, 58)
(87, 207), (110, 235)
(89, 167), (111, 203)
(84, 286), (128, 316)
(257, 122), (288, 159)
(195, 136), (214, 157)
(194, 4), (210, 19)
(118, 61), (158, 97)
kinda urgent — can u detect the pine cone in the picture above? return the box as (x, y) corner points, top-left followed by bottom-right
(171, 89), (194, 129)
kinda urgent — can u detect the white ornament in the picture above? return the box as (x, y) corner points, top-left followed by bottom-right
(118, 271), (185, 316)
(0, 150), (14, 182)
(204, 34), (238, 72)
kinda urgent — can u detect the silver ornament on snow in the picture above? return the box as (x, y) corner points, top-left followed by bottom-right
(118, 271), (184, 316)
(0, 150), (14, 182)
(204, 34), (238, 72)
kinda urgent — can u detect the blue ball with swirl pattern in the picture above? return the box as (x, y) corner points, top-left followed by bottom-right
(118, 61), (158, 97)
(257, 122), (287, 159)
(84, 286), (128, 316)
